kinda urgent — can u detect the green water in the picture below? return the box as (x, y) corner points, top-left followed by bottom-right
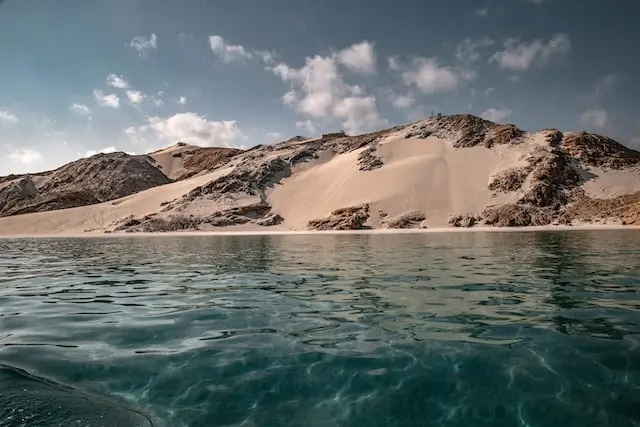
(0, 231), (639, 426)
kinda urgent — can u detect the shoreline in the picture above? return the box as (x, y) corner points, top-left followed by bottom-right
(0, 224), (638, 239)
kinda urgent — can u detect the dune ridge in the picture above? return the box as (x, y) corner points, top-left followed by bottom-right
(1, 114), (639, 236)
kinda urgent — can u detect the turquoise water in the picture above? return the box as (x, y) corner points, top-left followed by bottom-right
(1, 231), (639, 426)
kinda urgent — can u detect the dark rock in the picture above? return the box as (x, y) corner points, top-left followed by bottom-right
(308, 204), (370, 230)
(449, 214), (480, 228)
(384, 211), (427, 229)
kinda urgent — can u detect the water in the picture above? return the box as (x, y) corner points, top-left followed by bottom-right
(1, 231), (639, 427)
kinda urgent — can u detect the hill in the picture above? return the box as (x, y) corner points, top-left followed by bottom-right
(0, 114), (639, 235)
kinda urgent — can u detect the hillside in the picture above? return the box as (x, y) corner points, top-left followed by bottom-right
(0, 114), (639, 235)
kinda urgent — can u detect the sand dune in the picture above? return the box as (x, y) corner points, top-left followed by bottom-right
(1, 114), (640, 235)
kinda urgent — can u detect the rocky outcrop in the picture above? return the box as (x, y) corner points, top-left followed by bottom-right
(561, 132), (640, 169)
(0, 153), (170, 216)
(115, 203), (275, 232)
(482, 204), (553, 227)
(175, 147), (242, 180)
(560, 189), (640, 225)
(488, 167), (530, 193)
(357, 145), (384, 171)
(383, 211), (427, 229)
(518, 146), (581, 208)
(404, 114), (524, 148)
(449, 214), (480, 228)
(308, 205), (370, 230)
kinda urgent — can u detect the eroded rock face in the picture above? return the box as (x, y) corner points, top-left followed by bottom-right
(561, 189), (640, 225)
(384, 211), (427, 229)
(0, 153), (170, 216)
(404, 114), (524, 148)
(357, 145), (384, 171)
(448, 214), (480, 228)
(518, 146), (581, 208)
(488, 167), (530, 193)
(562, 132), (640, 169)
(308, 205), (370, 230)
(482, 204), (553, 227)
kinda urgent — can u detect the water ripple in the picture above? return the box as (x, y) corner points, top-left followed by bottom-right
(0, 231), (639, 426)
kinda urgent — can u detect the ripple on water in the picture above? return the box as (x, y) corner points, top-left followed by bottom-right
(0, 231), (639, 426)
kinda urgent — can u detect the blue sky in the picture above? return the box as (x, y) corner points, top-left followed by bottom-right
(1, 0), (639, 174)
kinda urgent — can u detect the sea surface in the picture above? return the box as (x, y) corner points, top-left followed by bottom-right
(1, 231), (639, 426)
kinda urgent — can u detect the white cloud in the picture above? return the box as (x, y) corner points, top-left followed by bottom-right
(581, 108), (608, 129)
(333, 96), (385, 134)
(8, 148), (43, 165)
(270, 42), (385, 133)
(85, 146), (117, 158)
(296, 120), (318, 135)
(0, 109), (18, 123)
(130, 33), (157, 57)
(391, 92), (416, 109)
(401, 57), (471, 94)
(93, 90), (120, 108)
(267, 132), (283, 140)
(474, 7), (489, 17)
(126, 90), (145, 105)
(178, 96), (187, 105)
(209, 35), (253, 63)
(481, 107), (513, 122)
(107, 74), (129, 89)
(336, 41), (376, 75)
(387, 56), (401, 71)
(456, 38), (494, 63)
(490, 33), (571, 71)
(70, 103), (91, 115)
(149, 112), (246, 147)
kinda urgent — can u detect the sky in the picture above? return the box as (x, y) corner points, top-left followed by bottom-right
(1, 0), (639, 175)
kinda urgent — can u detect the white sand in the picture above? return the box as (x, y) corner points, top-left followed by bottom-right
(582, 166), (640, 199)
(269, 135), (523, 228)
(1, 132), (640, 237)
(149, 143), (199, 180)
(0, 166), (232, 235)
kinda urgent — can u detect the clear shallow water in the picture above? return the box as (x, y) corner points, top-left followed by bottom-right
(1, 231), (640, 427)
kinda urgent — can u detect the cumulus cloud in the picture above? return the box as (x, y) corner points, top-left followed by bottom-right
(70, 103), (91, 115)
(270, 42), (385, 134)
(0, 109), (18, 123)
(149, 112), (246, 147)
(456, 38), (494, 63)
(336, 41), (376, 75)
(490, 33), (571, 71)
(178, 96), (187, 105)
(581, 108), (608, 129)
(390, 92), (416, 109)
(8, 148), (43, 165)
(107, 74), (129, 89)
(481, 107), (513, 122)
(126, 90), (145, 105)
(400, 57), (472, 94)
(267, 132), (283, 140)
(333, 96), (385, 134)
(296, 120), (318, 136)
(93, 90), (120, 108)
(130, 33), (157, 57)
(85, 146), (117, 158)
(209, 35), (253, 63)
